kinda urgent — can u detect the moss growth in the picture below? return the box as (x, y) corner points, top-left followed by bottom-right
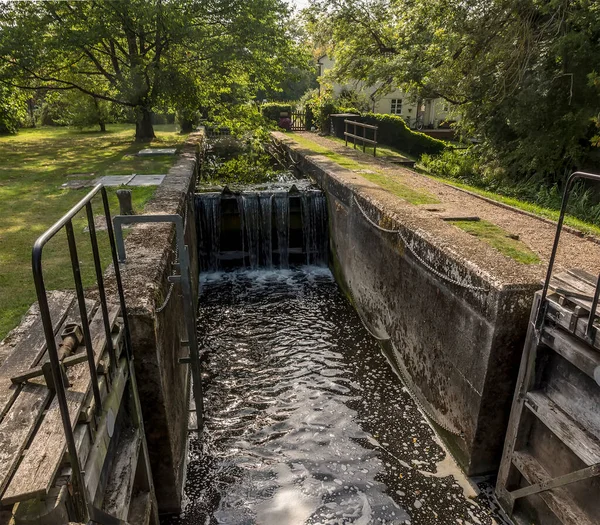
(289, 134), (439, 205)
(449, 220), (540, 264)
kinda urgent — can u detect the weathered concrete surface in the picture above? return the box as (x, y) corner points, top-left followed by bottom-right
(104, 132), (201, 512)
(274, 131), (541, 476)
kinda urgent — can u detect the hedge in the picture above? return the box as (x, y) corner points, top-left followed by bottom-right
(261, 102), (295, 122)
(356, 113), (446, 157)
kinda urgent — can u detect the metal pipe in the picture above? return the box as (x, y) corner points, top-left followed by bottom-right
(112, 213), (204, 434)
(32, 233), (90, 524)
(31, 184), (146, 524)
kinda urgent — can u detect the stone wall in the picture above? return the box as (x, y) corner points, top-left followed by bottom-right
(108, 132), (201, 512)
(275, 132), (538, 476)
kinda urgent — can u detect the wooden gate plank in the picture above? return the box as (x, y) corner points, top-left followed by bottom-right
(0, 384), (51, 498)
(1, 305), (120, 506)
(512, 451), (595, 525)
(102, 427), (142, 520)
(525, 391), (600, 466)
(0, 292), (74, 418)
(0, 298), (96, 501)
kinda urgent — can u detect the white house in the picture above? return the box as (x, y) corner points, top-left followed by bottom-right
(318, 56), (457, 129)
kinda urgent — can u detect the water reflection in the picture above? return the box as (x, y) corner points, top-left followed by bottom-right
(165, 268), (508, 525)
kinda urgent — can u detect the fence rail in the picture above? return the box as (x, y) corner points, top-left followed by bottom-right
(344, 120), (378, 157)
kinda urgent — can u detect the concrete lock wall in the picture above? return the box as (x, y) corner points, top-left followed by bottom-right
(275, 133), (539, 476)
(106, 132), (201, 512)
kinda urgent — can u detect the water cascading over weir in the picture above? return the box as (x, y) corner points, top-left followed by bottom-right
(195, 183), (329, 271)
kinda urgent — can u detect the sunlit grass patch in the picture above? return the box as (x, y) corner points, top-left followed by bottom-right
(449, 219), (540, 264)
(0, 124), (181, 339)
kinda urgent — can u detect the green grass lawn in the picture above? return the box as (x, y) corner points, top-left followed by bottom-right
(0, 124), (187, 339)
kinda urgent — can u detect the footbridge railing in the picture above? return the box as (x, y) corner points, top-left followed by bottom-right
(0, 184), (158, 524)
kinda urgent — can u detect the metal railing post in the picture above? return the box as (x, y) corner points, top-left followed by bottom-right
(65, 220), (103, 414)
(536, 171), (600, 337)
(31, 184), (134, 524)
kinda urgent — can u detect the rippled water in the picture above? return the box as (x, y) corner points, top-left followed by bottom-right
(165, 268), (509, 525)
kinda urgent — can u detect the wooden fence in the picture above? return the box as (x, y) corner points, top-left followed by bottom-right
(344, 120), (378, 157)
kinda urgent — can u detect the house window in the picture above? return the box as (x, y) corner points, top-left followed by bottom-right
(390, 99), (402, 115)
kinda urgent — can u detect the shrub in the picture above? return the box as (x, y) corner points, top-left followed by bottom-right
(300, 89), (338, 133)
(421, 149), (484, 185)
(278, 117), (292, 131)
(358, 113), (446, 156)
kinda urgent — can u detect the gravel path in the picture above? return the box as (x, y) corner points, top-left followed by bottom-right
(292, 132), (600, 280)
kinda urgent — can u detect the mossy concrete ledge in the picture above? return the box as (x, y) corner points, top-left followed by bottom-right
(104, 131), (201, 513)
(274, 131), (544, 476)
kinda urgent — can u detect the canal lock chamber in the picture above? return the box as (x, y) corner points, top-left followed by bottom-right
(167, 136), (510, 524)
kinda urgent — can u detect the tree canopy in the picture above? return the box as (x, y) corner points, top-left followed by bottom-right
(0, 0), (302, 140)
(305, 0), (600, 181)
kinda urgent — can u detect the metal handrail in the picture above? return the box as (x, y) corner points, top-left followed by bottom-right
(344, 119), (378, 157)
(536, 171), (600, 343)
(32, 184), (132, 524)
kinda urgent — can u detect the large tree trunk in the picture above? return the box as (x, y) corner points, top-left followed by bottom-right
(180, 119), (195, 133)
(136, 107), (155, 141)
(99, 120), (106, 132)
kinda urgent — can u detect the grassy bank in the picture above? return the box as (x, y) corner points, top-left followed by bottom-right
(0, 124), (186, 339)
(290, 133), (439, 205)
(419, 149), (600, 237)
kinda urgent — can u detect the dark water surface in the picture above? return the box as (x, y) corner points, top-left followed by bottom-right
(166, 268), (508, 525)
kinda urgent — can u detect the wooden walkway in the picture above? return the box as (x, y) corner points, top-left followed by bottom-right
(0, 292), (158, 525)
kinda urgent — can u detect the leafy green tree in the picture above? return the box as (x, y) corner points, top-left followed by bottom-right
(0, 84), (25, 134)
(59, 92), (114, 132)
(0, 0), (301, 141)
(306, 0), (600, 181)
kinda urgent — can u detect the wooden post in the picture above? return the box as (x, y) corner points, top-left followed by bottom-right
(362, 124), (366, 153)
(345, 120), (348, 148)
(374, 128), (377, 157)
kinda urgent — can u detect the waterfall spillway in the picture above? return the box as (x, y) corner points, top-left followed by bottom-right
(274, 192), (290, 269)
(259, 194), (273, 269)
(301, 192), (328, 266)
(195, 187), (328, 271)
(196, 193), (221, 272)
